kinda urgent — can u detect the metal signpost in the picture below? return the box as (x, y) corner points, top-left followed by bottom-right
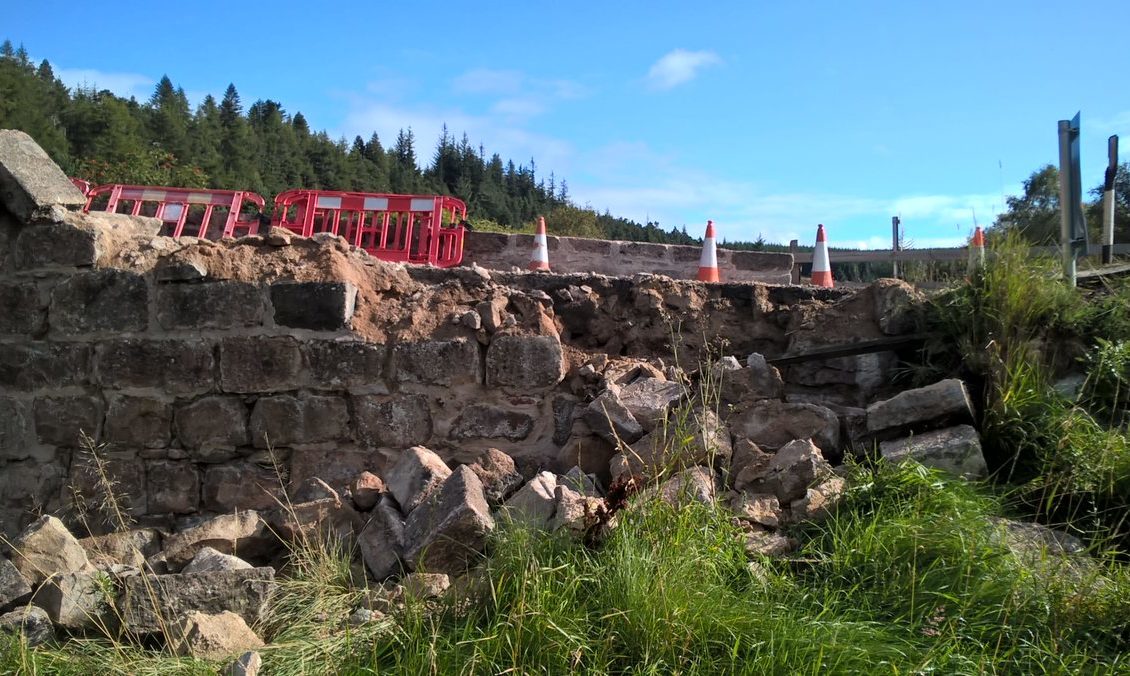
(1103, 135), (1119, 265)
(1057, 113), (1089, 285)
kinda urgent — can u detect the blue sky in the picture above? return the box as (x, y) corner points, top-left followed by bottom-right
(8, 1), (1130, 248)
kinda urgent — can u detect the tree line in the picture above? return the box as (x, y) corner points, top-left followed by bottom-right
(0, 40), (697, 245)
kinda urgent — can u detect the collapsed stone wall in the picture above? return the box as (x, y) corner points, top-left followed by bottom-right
(0, 129), (923, 540)
(462, 230), (793, 284)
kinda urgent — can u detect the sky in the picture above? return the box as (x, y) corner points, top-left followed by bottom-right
(8, 1), (1130, 249)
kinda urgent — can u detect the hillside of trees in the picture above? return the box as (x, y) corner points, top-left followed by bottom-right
(0, 40), (698, 245)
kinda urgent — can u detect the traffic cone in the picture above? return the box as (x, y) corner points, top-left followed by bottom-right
(529, 215), (550, 271)
(697, 220), (720, 282)
(967, 226), (985, 274)
(810, 224), (834, 288)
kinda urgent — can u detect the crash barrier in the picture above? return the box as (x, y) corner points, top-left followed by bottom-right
(84, 184), (266, 239)
(272, 190), (466, 268)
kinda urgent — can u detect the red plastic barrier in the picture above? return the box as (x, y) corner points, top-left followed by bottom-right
(70, 178), (91, 196)
(84, 184), (266, 239)
(272, 190), (466, 267)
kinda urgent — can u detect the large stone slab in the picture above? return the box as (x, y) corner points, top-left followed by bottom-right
(450, 405), (534, 441)
(97, 339), (214, 395)
(735, 439), (834, 504)
(119, 567), (275, 634)
(9, 515), (93, 586)
(468, 447), (524, 506)
(358, 496), (405, 581)
(32, 570), (112, 630)
(161, 511), (277, 571)
(391, 340), (483, 386)
(485, 334), (565, 389)
(220, 337), (303, 393)
(270, 281), (356, 330)
(157, 281), (264, 330)
(866, 379), (974, 436)
(104, 396), (172, 448)
(79, 528), (162, 569)
(174, 397), (249, 461)
(0, 129), (86, 221)
(0, 341), (90, 391)
(501, 472), (558, 528)
(172, 609), (264, 660)
(403, 466), (495, 575)
(618, 377), (683, 431)
(0, 556), (32, 611)
(302, 340), (387, 390)
(50, 270), (148, 334)
(353, 395), (433, 449)
(385, 446), (451, 514)
(249, 394), (349, 448)
(729, 400), (839, 453)
(33, 394), (104, 447)
(146, 460), (201, 514)
(583, 389), (644, 445)
(879, 425), (987, 480)
(0, 281), (47, 335)
(0, 606), (53, 646)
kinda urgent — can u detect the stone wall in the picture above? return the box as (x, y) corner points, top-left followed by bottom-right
(0, 129), (922, 540)
(462, 231), (793, 284)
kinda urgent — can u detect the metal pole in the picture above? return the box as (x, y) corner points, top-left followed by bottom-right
(891, 216), (900, 279)
(1103, 135), (1119, 265)
(1058, 119), (1077, 285)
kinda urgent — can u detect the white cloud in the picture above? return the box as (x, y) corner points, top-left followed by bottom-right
(339, 100), (574, 172)
(55, 67), (154, 100)
(452, 68), (524, 95)
(491, 98), (547, 119)
(646, 49), (722, 90)
(1092, 110), (1130, 134)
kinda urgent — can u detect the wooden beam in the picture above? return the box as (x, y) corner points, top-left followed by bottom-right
(768, 334), (928, 366)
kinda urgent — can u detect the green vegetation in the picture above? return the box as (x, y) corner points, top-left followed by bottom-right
(5, 462), (1129, 674)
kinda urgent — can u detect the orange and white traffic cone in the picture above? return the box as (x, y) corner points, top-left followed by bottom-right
(967, 226), (985, 274)
(810, 224), (834, 288)
(697, 220), (720, 282)
(529, 216), (550, 271)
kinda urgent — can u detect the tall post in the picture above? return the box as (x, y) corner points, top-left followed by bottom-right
(789, 239), (801, 284)
(1058, 114), (1087, 286)
(1103, 135), (1119, 265)
(890, 216), (901, 279)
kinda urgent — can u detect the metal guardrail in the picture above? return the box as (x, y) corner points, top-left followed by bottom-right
(788, 242), (1130, 265)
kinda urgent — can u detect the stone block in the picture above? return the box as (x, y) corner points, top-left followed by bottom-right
(270, 281), (357, 330)
(157, 282), (264, 330)
(583, 389), (644, 445)
(182, 547), (253, 574)
(551, 395), (577, 446)
(352, 471), (385, 511)
(731, 251), (793, 272)
(0, 281), (46, 335)
(175, 397), (249, 461)
(161, 511), (277, 570)
(468, 447), (524, 506)
(146, 460), (201, 514)
(737, 439), (833, 504)
(249, 394), (349, 448)
(391, 340), (483, 386)
(9, 515), (93, 587)
(0, 606), (53, 646)
(32, 570), (112, 630)
(303, 339), (387, 389)
(79, 528), (162, 568)
(450, 405), (534, 441)
(0, 130), (86, 221)
(97, 339), (215, 395)
(403, 465), (495, 575)
(0, 341), (90, 391)
(551, 484), (605, 536)
(386, 446), (452, 514)
(201, 463), (285, 513)
(485, 334), (564, 389)
(220, 336), (302, 393)
(729, 400), (840, 453)
(0, 556), (32, 610)
(33, 394), (104, 446)
(501, 472), (558, 528)
(558, 435), (616, 485)
(171, 609), (264, 660)
(12, 223), (98, 269)
(879, 425), (987, 480)
(0, 461), (66, 513)
(118, 567), (275, 634)
(104, 395), (172, 448)
(866, 379), (974, 436)
(0, 397), (34, 461)
(619, 377), (683, 431)
(50, 270), (147, 334)
(353, 394), (433, 449)
(358, 495), (406, 580)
